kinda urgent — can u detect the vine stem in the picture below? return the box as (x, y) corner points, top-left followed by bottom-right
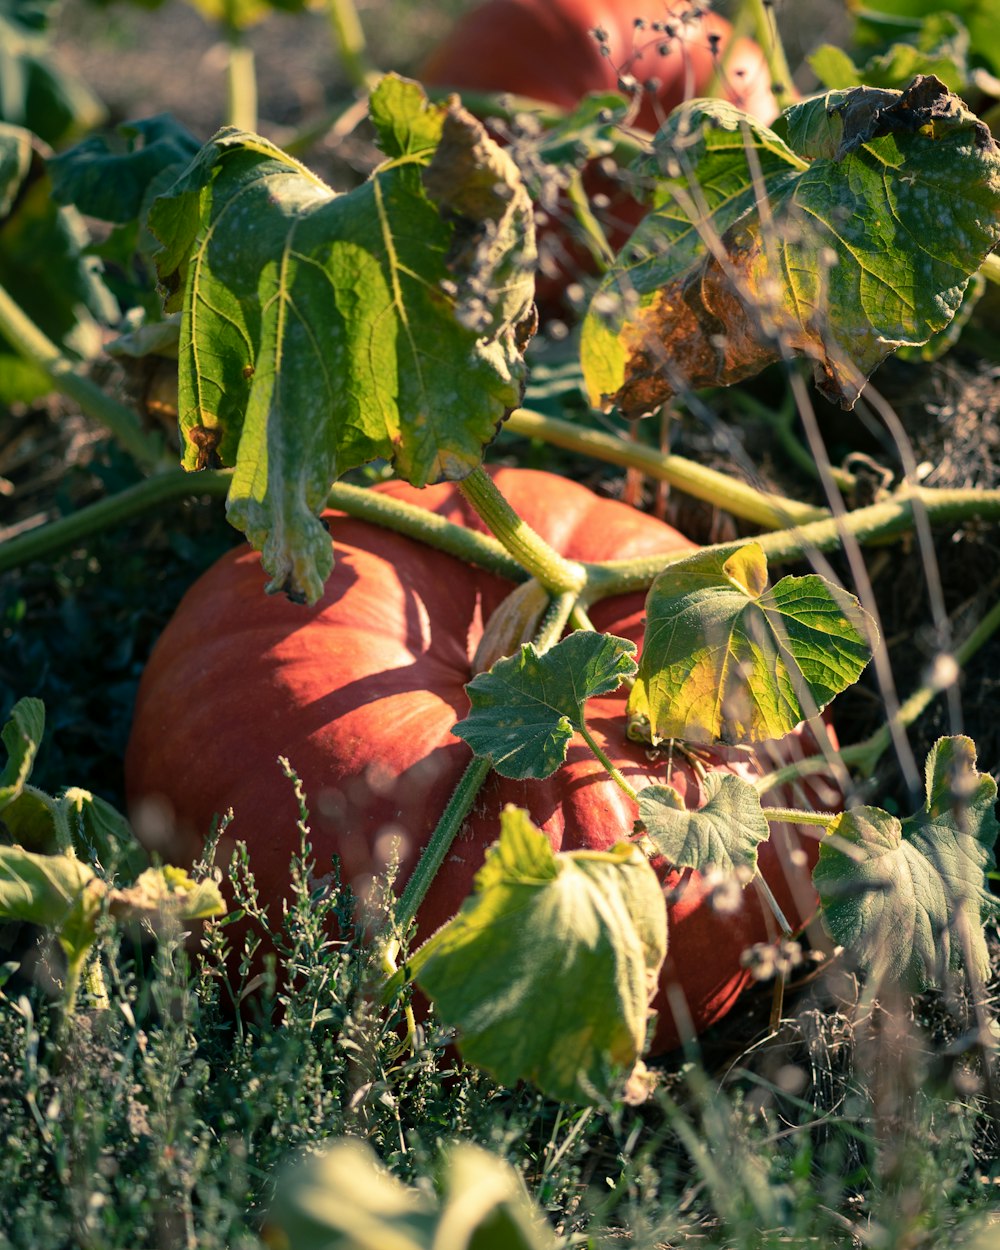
(326, 0), (372, 90)
(458, 467), (588, 593)
(392, 757), (493, 937)
(505, 408), (828, 530)
(0, 282), (164, 473)
(585, 485), (1000, 600)
(579, 722), (639, 801)
(225, 37), (258, 133)
(759, 806), (835, 828)
(740, 0), (796, 112)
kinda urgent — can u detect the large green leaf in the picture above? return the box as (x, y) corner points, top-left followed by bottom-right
(814, 736), (999, 988)
(627, 543), (874, 746)
(454, 631), (637, 778)
(637, 772), (770, 877)
(409, 806), (667, 1105)
(150, 74), (536, 604)
(263, 1139), (557, 1250)
(0, 124), (118, 404)
(581, 78), (1000, 414)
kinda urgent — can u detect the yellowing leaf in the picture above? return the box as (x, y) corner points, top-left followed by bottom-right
(582, 78), (1000, 414)
(628, 543), (875, 745)
(409, 807), (666, 1105)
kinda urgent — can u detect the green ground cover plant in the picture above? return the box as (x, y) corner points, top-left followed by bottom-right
(0, 0), (999, 1245)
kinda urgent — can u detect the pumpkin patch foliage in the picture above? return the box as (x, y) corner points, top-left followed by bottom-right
(1, 0), (1000, 1238)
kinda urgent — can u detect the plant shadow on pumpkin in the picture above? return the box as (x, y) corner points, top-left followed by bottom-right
(126, 468), (843, 1055)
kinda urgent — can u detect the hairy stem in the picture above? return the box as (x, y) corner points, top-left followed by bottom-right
(393, 756), (493, 936)
(459, 466), (588, 593)
(579, 721), (639, 802)
(741, 0), (796, 111)
(585, 486), (1000, 600)
(505, 408), (828, 529)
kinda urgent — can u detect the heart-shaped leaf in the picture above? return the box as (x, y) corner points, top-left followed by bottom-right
(627, 543), (874, 746)
(637, 772), (770, 877)
(150, 74), (536, 603)
(582, 78), (1000, 414)
(814, 736), (999, 988)
(409, 806), (667, 1105)
(454, 631), (638, 778)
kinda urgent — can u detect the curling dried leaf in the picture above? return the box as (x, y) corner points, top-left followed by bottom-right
(637, 772), (770, 877)
(150, 74), (536, 603)
(582, 78), (1000, 414)
(409, 806), (666, 1105)
(814, 736), (998, 988)
(454, 632), (637, 778)
(627, 543), (874, 746)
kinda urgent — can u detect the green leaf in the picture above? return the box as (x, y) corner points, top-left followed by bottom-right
(810, 14), (972, 94)
(454, 632), (638, 778)
(62, 788), (149, 878)
(0, 696), (44, 804)
(0, 124), (118, 404)
(581, 80), (1000, 414)
(150, 74), (536, 603)
(0, 845), (99, 962)
(263, 1138), (557, 1250)
(627, 543), (874, 746)
(814, 736), (999, 989)
(409, 806), (667, 1105)
(637, 773), (770, 877)
(49, 114), (201, 224)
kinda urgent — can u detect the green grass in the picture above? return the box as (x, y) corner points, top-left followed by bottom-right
(0, 761), (996, 1248)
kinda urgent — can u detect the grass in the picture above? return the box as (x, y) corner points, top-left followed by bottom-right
(0, 746), (996, 1247)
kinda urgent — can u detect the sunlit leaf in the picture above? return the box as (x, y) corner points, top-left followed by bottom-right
(814, 736), (999, 988)
(454, 631), (637, 778)
(108, 865), (225, 925)
(150, 74), (536, 603)
(0, 845), (99, 962)
(409, 806), (666, 1105)
(637, 772), (770, 877)
(62, 788), (149, 878)
(582, 79), (1000, 414)
(627, 543), (874, 746)
(262, 1138), (556, 1250)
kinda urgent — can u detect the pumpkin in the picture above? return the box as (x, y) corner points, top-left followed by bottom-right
(125, 468), (837, 1052)
(419, 1), (782, 317)
(419, 0), (780, 130)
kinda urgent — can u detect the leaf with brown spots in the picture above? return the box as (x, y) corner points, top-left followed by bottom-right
(581, 77), (1000, 416)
